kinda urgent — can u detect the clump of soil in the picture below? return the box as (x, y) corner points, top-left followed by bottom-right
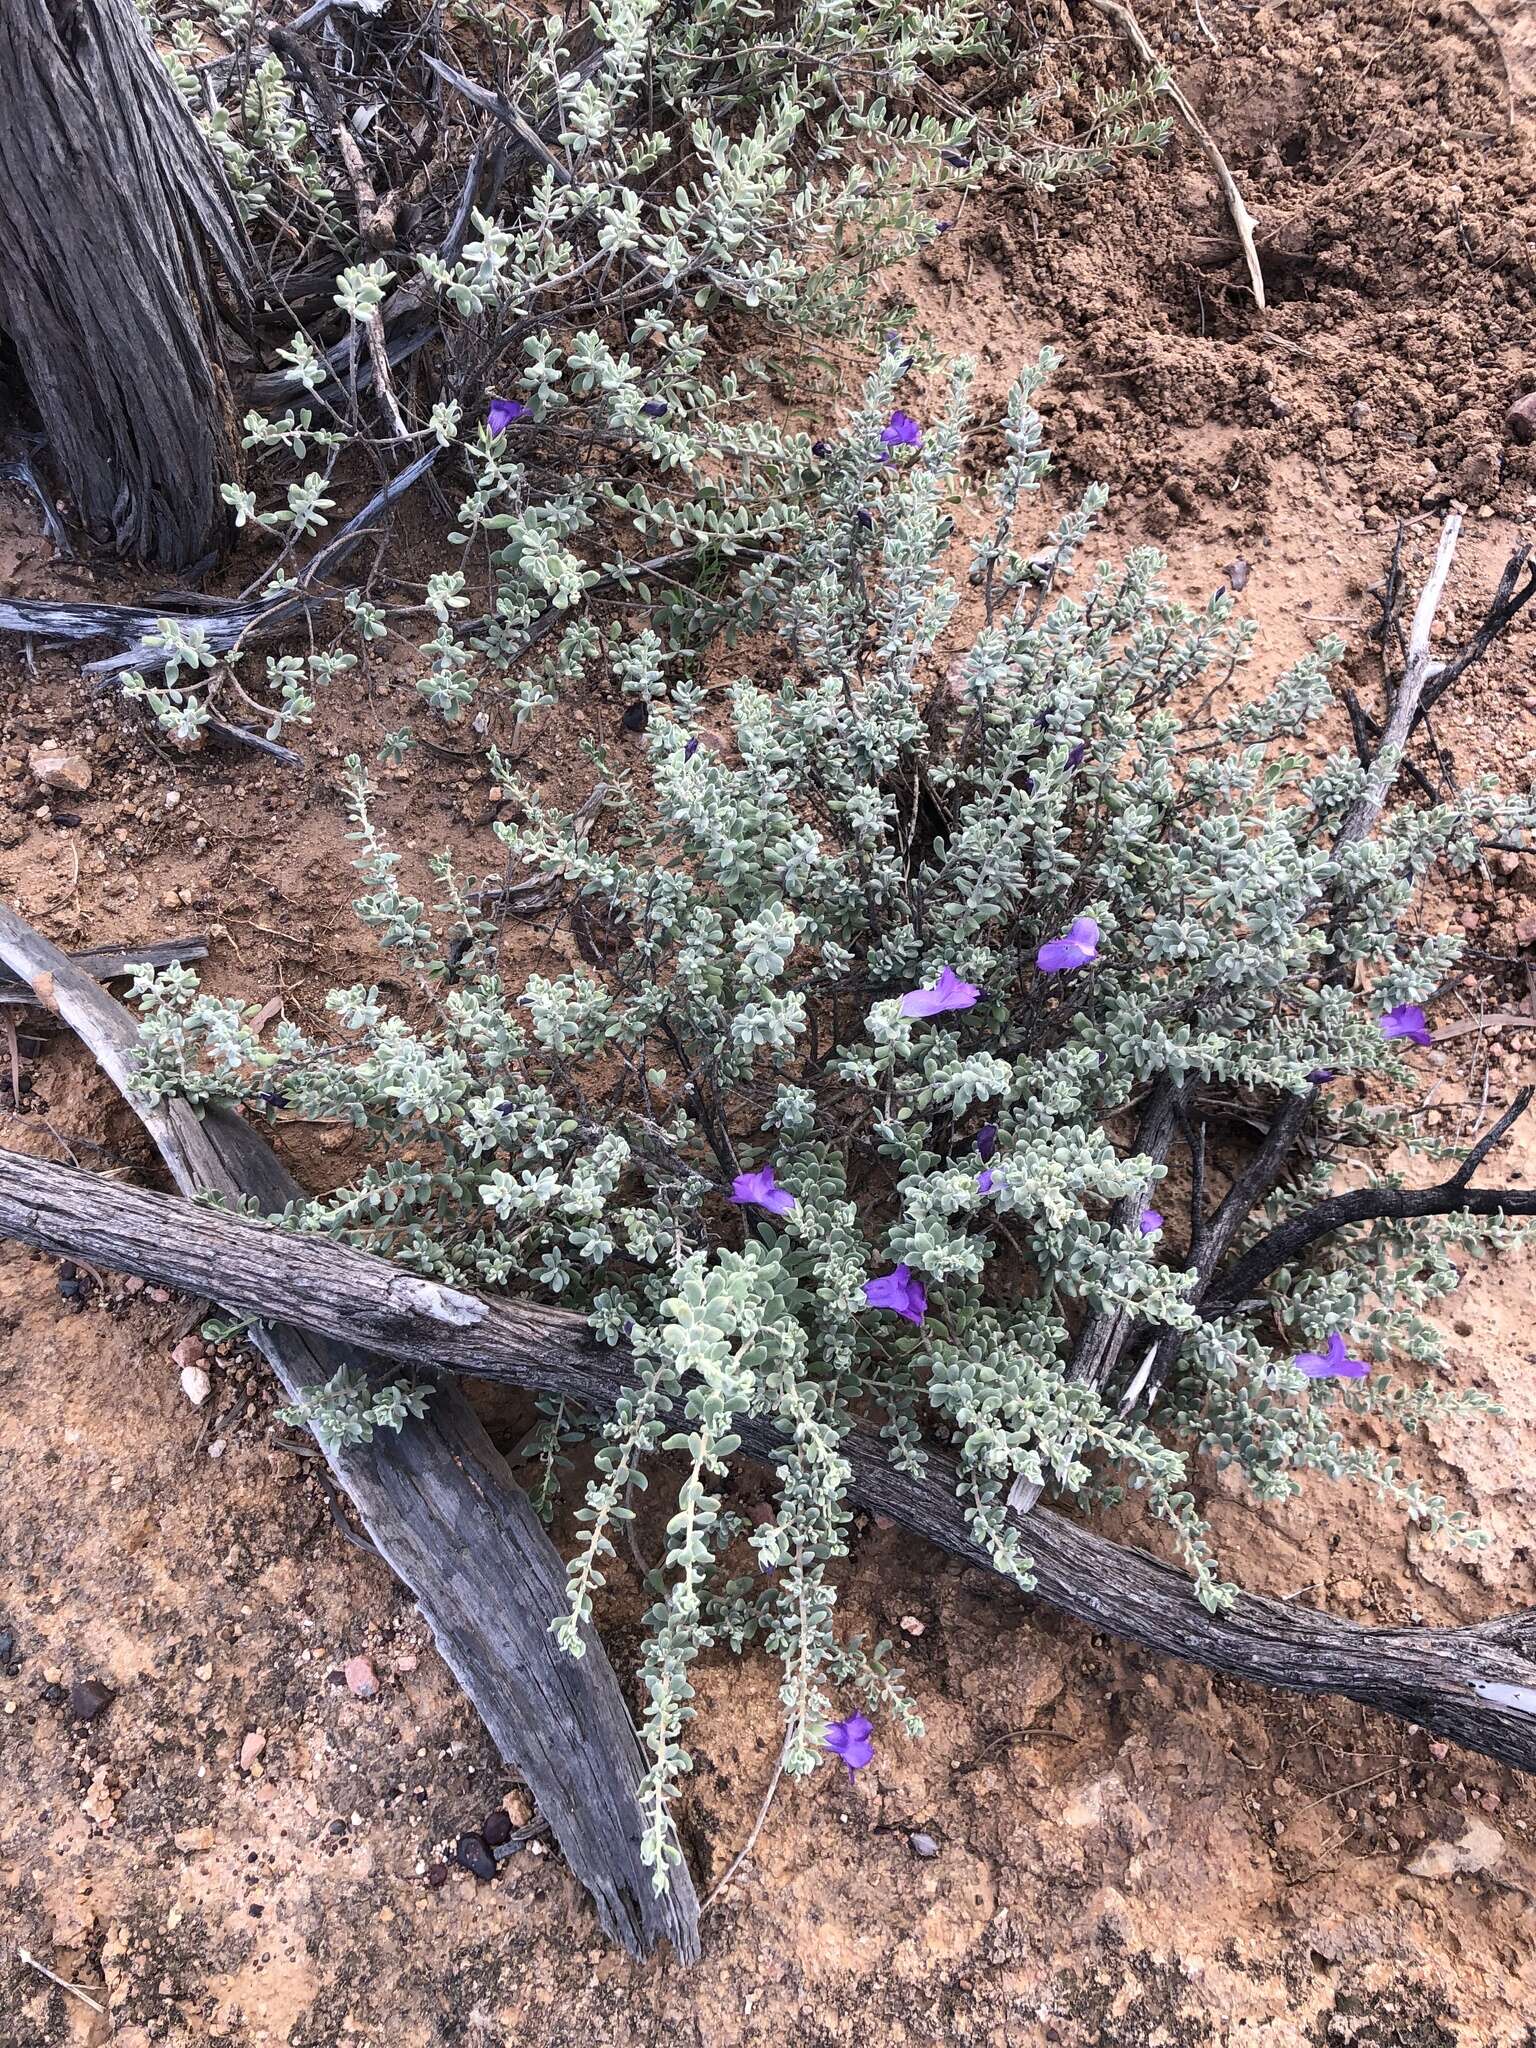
(4, 1), (1536, 2042)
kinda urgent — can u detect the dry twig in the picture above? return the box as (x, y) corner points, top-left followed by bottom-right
(1082, 0), (1266, 310)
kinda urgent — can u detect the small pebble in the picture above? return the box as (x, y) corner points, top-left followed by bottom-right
(70, 1677), (115, 1723)
(909, 1832), (941, 1859)
(180, 1365), (212, 1408)
(28, 746), (92, 795)
(426, 1863), (449, 1889)
(482, 1809), (513, 1848)
(456, 1832), (497, 1882)
(1225, 557), (1250, 593)
(239, 1730), (266, 1771)
(343, 1655), (379, 1699)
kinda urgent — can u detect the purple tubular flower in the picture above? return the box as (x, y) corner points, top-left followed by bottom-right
(683, 737), (699, 761)
(1293, 1331), (1370, 1381)
(863, 1265), (927, 1326)
(1138, 1207), (1163, 1235)
(881, 409), (922, 451)
(855, 507), (874, 530)
(975, 1123), (998, 1162)
(977, 1168), (996, 1195)
(1066, 742), (1087, 769)
(934, 220), (954, 233)
(730, 1164), (796, 1218)
(940, 147), (970, 169)
(1380, 1003), (1433, 1048)
(1036, 916), (1100, 974)
(641, 399), (669, 418)
(812, 439), (833, 458)
(900, 965), (980, 1018)
(487, 397), (529, 434)
(1306, 1067), (1335, 1086)
(825, 1713), (874, 1775)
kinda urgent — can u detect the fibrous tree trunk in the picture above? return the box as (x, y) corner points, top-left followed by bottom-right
(0, 0), (250, 565)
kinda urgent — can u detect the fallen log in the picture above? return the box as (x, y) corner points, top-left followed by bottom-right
(0, 904), (699, 1961)
(1, 1142), (1533, 1773)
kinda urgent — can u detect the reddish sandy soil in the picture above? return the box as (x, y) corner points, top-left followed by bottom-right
(4, 1), (1536, 2042)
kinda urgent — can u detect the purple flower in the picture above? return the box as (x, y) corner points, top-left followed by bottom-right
(683, 737), (699, 761)
(977, 1168), (996, 1195)
(975, 1123), (998, 1162)
(863, 1265), (927, 1326)
(1306, 1068), (1335, 1086)
(900, 965), (981, 1018)
(641, 399), (669, 418)
(487, 397), (528, 434)
(1293, 1332), (1369, 1381)
(825, 1713), (874, 1776)
(881, 410), (922, 452)
(1138, 1207), (1163, 1235)
(812, 439), (833, 458)
(1066, 742), (1087, 769)
(855, 507), (874, 530)
(940, 147), (970, 169)
(730, 1164), (796, 1218)
(1380, 1003), (1433, 1048)
(1036, 917), (1100, 974)
(934, 220), (954, 233)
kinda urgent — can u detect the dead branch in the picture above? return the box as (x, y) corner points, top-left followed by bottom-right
(0, 902), (700, 1961)
(1107, 518), (1475, 1423)
(1203, 1088), (1536, 1313)
(0, 935), (208, 1008)
(2, 1140), (1535, 1772)
(0, 446), (441, 689)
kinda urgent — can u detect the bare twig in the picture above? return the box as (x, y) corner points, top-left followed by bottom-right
(17, 1949), (105, 2016)
(1082, 0), (1265, 309)
(702, 1735), (790, 1911)
(1204, 1089), (1536, 1312)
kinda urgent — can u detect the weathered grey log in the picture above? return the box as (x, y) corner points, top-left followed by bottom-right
(2, 1143), (1534, 1774)
(0, 905), (699, 1961)
(0, 0), (251, 565)
(0, 936), (208, 1007)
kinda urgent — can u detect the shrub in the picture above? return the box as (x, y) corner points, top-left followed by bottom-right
(127, 0), (1166, 743)
(132, 352), (1530, 1880)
